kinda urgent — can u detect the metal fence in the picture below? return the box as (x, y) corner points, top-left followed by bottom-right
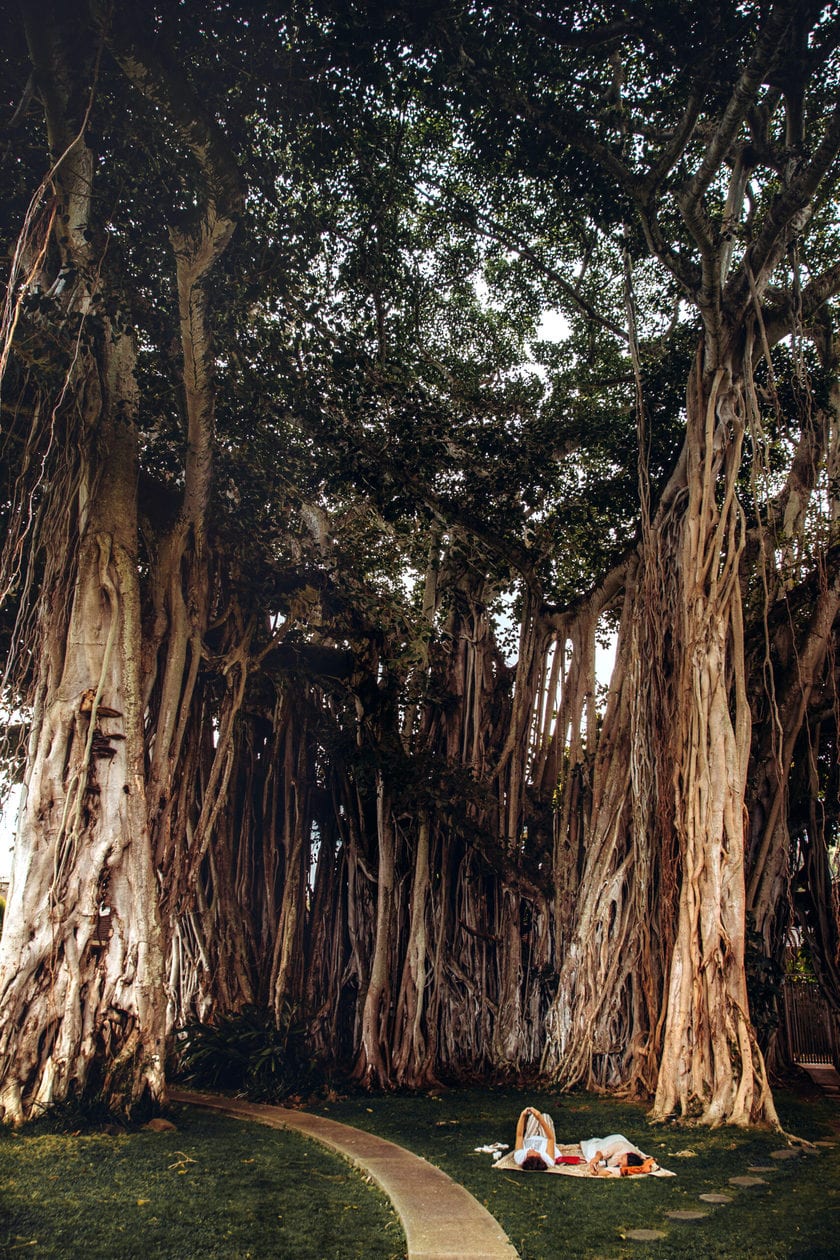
(782, 979), (840, 1067)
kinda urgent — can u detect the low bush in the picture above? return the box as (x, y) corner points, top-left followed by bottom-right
(174, 1003), (318, 1101)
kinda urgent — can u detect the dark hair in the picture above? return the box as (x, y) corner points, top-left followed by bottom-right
(522, 1152), (548, 1171)
(624, 1151), (645, 1167)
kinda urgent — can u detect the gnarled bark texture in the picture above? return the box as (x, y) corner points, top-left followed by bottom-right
(651, 360), (776, 1125)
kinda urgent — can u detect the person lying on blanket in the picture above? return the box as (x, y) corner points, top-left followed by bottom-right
(580, 1134), (658, 1176)
(513, 1106), (557, 1170)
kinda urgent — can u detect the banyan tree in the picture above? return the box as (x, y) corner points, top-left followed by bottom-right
(0, 0), (839, 1128)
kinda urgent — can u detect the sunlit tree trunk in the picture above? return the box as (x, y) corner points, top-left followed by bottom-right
(651, 356), (777, 1126)
(391, 812), (440, 1086)
(0, 6), (167, 1122)
(0, 326), (166, 1121)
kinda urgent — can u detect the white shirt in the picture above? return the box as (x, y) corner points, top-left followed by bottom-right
(513, 1134), (553, 1167)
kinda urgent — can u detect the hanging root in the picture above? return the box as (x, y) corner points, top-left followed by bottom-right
(51, 533), (119, 906)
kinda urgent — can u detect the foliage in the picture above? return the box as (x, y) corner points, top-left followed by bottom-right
(745, 915), (784, 1050)
(784, 947), (818, 984)
(24, 1091), (124, 1136)
(174, 1005), (318, 1102)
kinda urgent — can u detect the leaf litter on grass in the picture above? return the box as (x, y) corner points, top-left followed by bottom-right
(0, 1109), (404, 1260)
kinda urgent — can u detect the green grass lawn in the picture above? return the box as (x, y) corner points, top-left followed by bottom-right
(313, 1079), (840, 1260)
(0, 1079), (837, 1259)
(0, 1109), (404, 1259)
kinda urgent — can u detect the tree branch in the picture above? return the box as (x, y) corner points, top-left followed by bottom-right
(88, 2), (244, 227)
(682, 0), (798, 211)
(728, 98), (840, 314)
(505, 3), (643, 52)
(762, 259), (840, 348)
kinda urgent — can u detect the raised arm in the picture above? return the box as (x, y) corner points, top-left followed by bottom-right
(516, 1106), (556, 1161)
(514, 1107), (530, 1149)
(535, 1111), (556, 1161)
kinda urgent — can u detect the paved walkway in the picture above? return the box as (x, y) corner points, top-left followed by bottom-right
(798, 1061), (840, 1098)
(169, 1087), (519, 1260)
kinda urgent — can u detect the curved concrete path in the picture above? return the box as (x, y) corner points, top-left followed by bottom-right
(169, 1087), (518, 1260)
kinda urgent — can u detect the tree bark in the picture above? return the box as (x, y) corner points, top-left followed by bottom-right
(353, 774), (396, 1087)
(651, 356), (777, 1126)
(0, 329), (166, 1122)
(0, 5), (168, 1121)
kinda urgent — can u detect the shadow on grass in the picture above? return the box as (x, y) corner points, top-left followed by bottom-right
(0, 1108), (404, 1259)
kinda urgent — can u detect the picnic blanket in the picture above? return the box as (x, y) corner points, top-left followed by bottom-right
(492, 1142), (675, 1178)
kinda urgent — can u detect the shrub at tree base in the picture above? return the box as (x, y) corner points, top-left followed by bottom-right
(174, 1004), (318, 1101)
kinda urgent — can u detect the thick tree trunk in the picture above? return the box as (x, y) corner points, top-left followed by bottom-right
(747, 572), (840, 948)
(146, 222), (235, 964)
(0, 333), (165, 1122)
(651, 358), (777, 1126)
(270, 704), (311, 1017)
(543, 352), (778, 1123)
(492, 886), (525, 1067)
(796, 734), (840, 1010)
(746, 336), (840, 954)
(0, 7), (168, 1121)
